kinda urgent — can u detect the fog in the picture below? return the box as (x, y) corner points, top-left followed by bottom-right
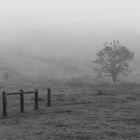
(0, 0), (140, 82)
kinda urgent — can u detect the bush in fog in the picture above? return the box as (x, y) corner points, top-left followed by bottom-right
(3, 72), (10, 80)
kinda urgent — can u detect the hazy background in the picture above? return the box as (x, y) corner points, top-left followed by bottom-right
(0, 0), (140, 83)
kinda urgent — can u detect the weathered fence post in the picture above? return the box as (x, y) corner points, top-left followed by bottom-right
(2, 91), (7, 118)
(34, 89), (39, 109)
(47, 88), (51, 107)
(20, 89), (24, 113)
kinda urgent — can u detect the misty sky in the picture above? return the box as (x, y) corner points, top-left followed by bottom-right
(0, 0), (140, 59)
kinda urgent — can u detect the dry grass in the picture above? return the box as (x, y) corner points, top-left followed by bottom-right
(0, 83), (140, 140)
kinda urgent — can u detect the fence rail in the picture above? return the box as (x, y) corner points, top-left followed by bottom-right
(6, 92), (20, 95)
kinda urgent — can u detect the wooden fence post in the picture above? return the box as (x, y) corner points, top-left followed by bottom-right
(2, 91), (7, 118)
(47, 88), (51, 107)
(20, 89), (24, 113)
(34, 89), (39, 109)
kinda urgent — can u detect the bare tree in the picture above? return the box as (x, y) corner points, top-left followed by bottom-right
(94, 40), (134, 83)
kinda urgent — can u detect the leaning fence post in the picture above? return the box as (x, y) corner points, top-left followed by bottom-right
(47, 88), (51, 107)
(34, 89), (39, 109)
(20, 89), (24, 113)
(2, 91), (7, 118)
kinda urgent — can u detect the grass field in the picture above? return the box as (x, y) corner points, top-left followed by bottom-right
(0, 83), (140, 140)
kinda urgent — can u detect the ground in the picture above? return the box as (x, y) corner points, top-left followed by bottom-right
(0, 83), (140, 140)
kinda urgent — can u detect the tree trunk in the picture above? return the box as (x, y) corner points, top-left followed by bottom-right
(112, 72), (117, 83)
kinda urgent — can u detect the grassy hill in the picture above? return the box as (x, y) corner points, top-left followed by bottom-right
(0, 47), (93, 81)
(0, 84), (140, 139)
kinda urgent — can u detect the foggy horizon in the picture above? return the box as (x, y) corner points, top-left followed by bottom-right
(0, 0), (139, 81)
(0, 0), (140, 57)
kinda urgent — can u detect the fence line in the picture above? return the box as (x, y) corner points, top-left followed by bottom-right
(2, 88), (52, 118)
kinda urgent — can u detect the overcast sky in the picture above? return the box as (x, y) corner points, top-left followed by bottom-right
(0, 0), (139, 59)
